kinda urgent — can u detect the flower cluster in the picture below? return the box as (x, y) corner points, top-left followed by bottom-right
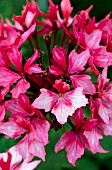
(0, 0), (112, 169)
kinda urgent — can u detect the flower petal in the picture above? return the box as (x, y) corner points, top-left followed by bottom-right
(18, 23), (36, 47)
(0, 67), (21, 87)
(52, 97), (73, 124)
(32, 88), (59, 112)
(85, 30), (102, 50)
(84, 127), (107, 153)
(55, 131), (84, 166)
(68, 49), (90, 74)
(31, 118), (50, 145)
(65, 88), (88, 110)
(29, 140), (46, 161)
(70, 74), (95, 94)
(10, 79), (30, 98)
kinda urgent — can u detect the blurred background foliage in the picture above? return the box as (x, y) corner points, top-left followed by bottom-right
(0, 0), (112, 170)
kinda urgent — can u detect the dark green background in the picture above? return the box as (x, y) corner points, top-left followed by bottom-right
(0, 0), (112, 169)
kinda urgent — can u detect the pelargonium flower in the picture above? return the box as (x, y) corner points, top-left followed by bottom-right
(0, 47), (43, 98)
(73, 28), (112, 75)
(0, 93), (50, 161)
(90, 96), (112, 137)
(96, 13), (112, 51)
(91, 67), (112, 124)
(0, 146), (41, 170)
(38, 0), (74, 35)
(13, 0), (46, 31)
(55, 108), (106, 166)
(32, 79), (88, 124)
(49, 46), (95, 94)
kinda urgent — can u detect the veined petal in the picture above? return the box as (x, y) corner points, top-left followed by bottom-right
(55, 131), (71, 153)
(102, 84), (112, 103)
(29, 140), (46, 161)
(32, 88), (59, 112)
(52, 97), (74, 124)
(70, 74), (95, 94)
(31, 118), (50, 145)
(100, 121), (112, 136)
(97, 99), (112, 124)
(85, 30), (102, 50)
(5, 98), (30, 117)
(64, 88), (88, 110)
(9, 147), (22, 169)
(98, 67), (109, 92)
(18, 23), (36, 47)
(84, 127), (107, 153)
(66, 134), (84, 166)
(0, 51), (10, 68)
(0, 121), (26, 139)
(55, 131), (84, 166)
(93, 47), (112, 67)
(68, 49), (90, 74)
(82, 118), (97, 130)
(0, 67), (21, 87)
(10, 79), (30, 98)
(16, 135), (33, 162)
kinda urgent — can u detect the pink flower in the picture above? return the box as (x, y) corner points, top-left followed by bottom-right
(55, 108), (105, 165)
(49, 46), (95, 94)
(90, 96), (112, 136)
(0, 47), (43, 98)
(38, 0), (73, 35)
(74, 28), (112, 74)
(15, 118), (48, 161)
(13, 0), (45, 31)
(94, 67), (112, 124)
(1, 93), (50, 161)
(0, 116), (50, 161)
(32, 79), (88, 124)
(96, 14), (112, 51)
